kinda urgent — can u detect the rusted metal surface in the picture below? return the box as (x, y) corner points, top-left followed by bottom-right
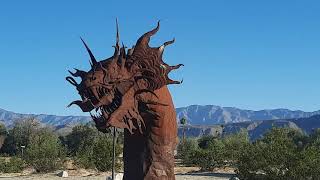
(67, 21), (183, 180)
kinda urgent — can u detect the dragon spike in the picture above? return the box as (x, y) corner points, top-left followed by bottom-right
(167, 64), (184, 72)
(127, 45), (135, 56)
(164, 38), (175, 47)
(120, 42), (126, 57)
(167, 78), (183, 85)
(159, 38), (175, 54)
(112, 18), (120, 61)
(68, 68), (87, 78)
(136, 21), (160, 48)
(66, 76), (78, 87)
(119, 42), (127, 69)
(116, 18), (120, 49)
(80, 37), (98, 67)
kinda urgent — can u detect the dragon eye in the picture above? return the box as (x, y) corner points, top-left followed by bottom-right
(91, 76), (97, 81)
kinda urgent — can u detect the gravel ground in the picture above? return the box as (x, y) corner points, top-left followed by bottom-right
(0, 174), (233, 180)
(0, 167), (235, 180)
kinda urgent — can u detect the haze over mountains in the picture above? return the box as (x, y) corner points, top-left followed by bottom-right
(1, 105), (319, 127)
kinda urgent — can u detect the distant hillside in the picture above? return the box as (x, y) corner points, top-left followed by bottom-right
(0, 108), (90, 128)
(1, 105), (319, 128)
(176, 105), (320, 125)
(1, 106), (320, 140)
(177, 115), (320, 141)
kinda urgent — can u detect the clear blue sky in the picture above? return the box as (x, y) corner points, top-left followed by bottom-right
(0, 0), (319, 115)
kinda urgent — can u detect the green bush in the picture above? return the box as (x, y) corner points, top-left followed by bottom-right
(25, 128), (66, 172)
(222, 129), (249, 166)
(196, 138), (225, 170)
(178, 131), (249, 170)
(65, 124), (98, 156)
(1, 118), (40, 156)
(0, 157), (25, 173)
(74, 145), (95, 169)
(67, 125), (123, 171)
(178, 136), (225, 170)
(236, 142), (269, 179)
(177, 138), (198, 165)
(92, 135), (122, 172)
(236, 127), (317, 180)
(178, 127), (320, 179)
(198, 135), (216, 149)
(294, 146), (320, 178)
(75, 134), (122, 171)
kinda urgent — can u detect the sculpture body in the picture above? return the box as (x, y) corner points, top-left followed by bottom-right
(124, 86), (177, 179)
(66, 21), (182, 180)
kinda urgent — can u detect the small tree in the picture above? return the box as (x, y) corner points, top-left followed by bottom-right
(177, 138), (198, 165)
(65, 124), (98, 156)
(25, 127), (66, 172)
(236, 127), (299, 179)
(0, 156), (25, 173)
(193, 138), (225, 170)
(223, 129), (249, 166)
(1, 118), (40, 156)
(0, 123), (7, 150)
(180, 117), (187, 144)
(92, 134), (122, 172)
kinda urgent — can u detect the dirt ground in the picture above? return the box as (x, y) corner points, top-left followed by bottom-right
(0, 167), (235, 180)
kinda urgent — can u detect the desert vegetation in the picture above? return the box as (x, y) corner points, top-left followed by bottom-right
(0, 118), (122, 173)
(177, 126), (320, 179)
(1, 118), (320, 179)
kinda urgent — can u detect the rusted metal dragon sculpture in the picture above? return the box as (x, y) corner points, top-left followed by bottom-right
(66, 21), (183, 180)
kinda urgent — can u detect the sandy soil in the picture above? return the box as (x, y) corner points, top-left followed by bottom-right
(0, 174), (233, 180)
(0, 167), (235, 180)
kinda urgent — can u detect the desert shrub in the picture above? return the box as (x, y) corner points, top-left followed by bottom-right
(293, 146), (320, 178)
(68, 125), (103, 169)
(74, 145), (95, 169)
(286, 130), (320, 179)
(236, 142), (268, 179)
(222, 129), (249, 166)
(0, 123), (7, 150)
(198, 135), (216, 149)
(0, 134), (16, 156)
(69, 126), (123, 171)
(1, 118), (40, 156)
(195, 138), (225, 170)
(92, 135), (122, 172)
(177, 138), (198, 165)
(25, 128), (66, 172)
(236, 127), (303, 180)
(180, 131), (249, 170)
(65, 124), (98, 156)
(178, 136), (225, 170)
(0, 157), (25, 173)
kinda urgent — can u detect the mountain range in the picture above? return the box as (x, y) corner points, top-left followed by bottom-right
(1, 105), (319, 127)
(178, 115), (320, 140)
(176, 105), (320, 125)
(0, 108), (90, 128)
(1, 105), (320, 139)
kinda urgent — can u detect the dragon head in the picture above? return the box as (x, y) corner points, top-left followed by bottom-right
(66, 21), (183, 133)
